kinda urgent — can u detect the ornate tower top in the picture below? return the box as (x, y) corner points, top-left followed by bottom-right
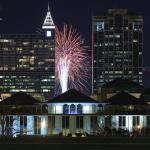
(42, 3), (55, 29)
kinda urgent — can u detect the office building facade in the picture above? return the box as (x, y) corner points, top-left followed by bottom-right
(92, 9), (143, 94)
(0, 5), (55, 101)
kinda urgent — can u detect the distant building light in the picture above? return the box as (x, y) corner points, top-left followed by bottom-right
(96, 22), (104, 31)
(42, 26), (55, 29)
(41, 119), (46, 128)
(115, 34), (120, 38)
(46, 31), (51, 37)
(133, 40), (138, 42)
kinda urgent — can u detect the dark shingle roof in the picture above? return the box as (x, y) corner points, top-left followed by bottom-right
(140, 88), (150, 102)
(142, 88), (150, 95)
(102, 78), (143, 92)
(47, 89), (98, 103)
(0, 92), (40, 105)
(105, 91), (146, 105)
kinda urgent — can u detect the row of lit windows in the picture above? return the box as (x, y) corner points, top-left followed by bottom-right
(99, 71), (142, 74)
(0, 75), (55, 79)
(94, 21), (142, 32)
(0, 46), (54, 51)
(1, 88), (54, 93)
(0, 67), (54, 71)
(49, 104), (97, 114)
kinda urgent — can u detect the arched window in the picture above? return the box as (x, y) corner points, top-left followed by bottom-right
(77, 104), (83, 114)
(63, 104), (69, 114)
(70, 104), (76, 114)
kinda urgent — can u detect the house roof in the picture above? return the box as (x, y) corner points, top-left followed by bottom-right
(141, 88), (150, 95)
(47, 89), (98, 103)
(102, 78), (143, 92)
(105, 91), (146, 105)
(140, 88), (150, 102)
(0, 92), (40, 105)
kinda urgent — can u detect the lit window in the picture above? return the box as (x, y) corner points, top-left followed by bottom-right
(47, 31), (52, 37)
(0, 39), (9, 42)
(30, 67), (34, 70)
(77, 104), (83, 114)
(63, 104), (69, 114)
(96, 22), (104, 31)
(56, 105), (62, 114)
(83, 105), (90, 114)
(70, 104), (76, 114)
(11, 67), (16, 70)
(23, 42), (29, 46)
(43, 89), (49, 92)
(51, 76), (55, 79)
(133, 40), (138, 42)
(115, 34), (120, 38)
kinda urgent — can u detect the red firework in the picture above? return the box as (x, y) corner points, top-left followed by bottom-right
(55, 24), (90, 94)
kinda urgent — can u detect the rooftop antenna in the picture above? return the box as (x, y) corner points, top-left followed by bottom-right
(48, 2), (50, 11)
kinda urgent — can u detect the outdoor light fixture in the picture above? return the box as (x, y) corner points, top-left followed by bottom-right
(41, 119), (46, 128)
(137, 125), (141, 129)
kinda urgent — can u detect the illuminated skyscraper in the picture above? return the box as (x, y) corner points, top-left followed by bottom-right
(92, 9), (143, 94)
(0, 4), (55, 101)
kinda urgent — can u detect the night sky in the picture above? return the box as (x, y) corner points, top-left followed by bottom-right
(0, 0), (150, 88)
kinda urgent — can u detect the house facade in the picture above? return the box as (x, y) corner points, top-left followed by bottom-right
(0, 89), (150, 137)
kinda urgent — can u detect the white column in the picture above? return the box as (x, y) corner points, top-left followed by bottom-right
(41, 116), (48, 135)
(140, 115), (146, 128)
(27, 116), (34, 135)
(128, 115), (133, 132)
(97, 116), (104, 128)
(0, 116), (2, 135)
(144, 116), (147, 127)
(116, 116), (119, 129)
(111, 115), (119, 129)
(83, 116), (91, 134)
(69, 116), (76, 134)
(55, 116), (62, 134)
(125, 116), (129, 131)
(13, 115), (20, 137)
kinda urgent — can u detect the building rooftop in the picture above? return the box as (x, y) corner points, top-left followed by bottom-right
(0, 92), (40, 105)
(47, 89), (99, 103)
(92, 9), (143, 18)
(105, 91), (146, 105)
(141, 88), (150, 95)
(102, 78), (143, 93)
(42, 3), (55, 29)
(140, 88), (150, 102)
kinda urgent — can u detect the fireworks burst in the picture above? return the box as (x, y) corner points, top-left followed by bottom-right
(55, 25), (90, 94)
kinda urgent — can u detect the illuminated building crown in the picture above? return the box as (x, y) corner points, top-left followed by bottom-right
(42, 3), (55, 29)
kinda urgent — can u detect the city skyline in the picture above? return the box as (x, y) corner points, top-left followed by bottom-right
(0, 0), (149, 86)
(1, 1), (150, 147)
(0, 0), (149, 88)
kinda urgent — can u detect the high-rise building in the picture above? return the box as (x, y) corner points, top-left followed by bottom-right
(0, 4), (55, 101)
(92, 9), (143, 94)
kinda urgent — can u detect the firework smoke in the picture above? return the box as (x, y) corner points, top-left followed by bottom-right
(55, 25), (89, 94)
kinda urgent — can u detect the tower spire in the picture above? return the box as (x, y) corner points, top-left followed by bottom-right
(42, 2), (55, 29)
(48, 2), (50, 11)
